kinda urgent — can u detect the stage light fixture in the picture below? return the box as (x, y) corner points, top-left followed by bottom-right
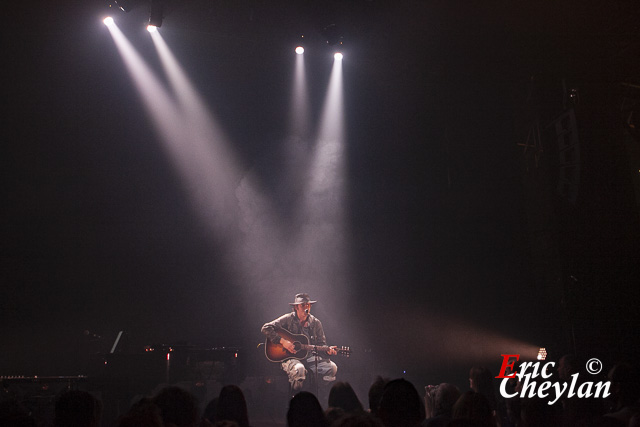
(334, 52), (343, 60)
(103, 16), (115, 26)
(537, 347), (547, 361)
(148, 0), (164, 28)
(147, 25), (158, 33)
(114, 0), (139, 12)
(295, 46), (304, 54)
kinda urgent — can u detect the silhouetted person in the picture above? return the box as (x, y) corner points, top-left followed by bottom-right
(469, 367), (498, 412)
(116, 397), (163, 427)
(519, 397), (561, 427)
(469, 366), (510, 426)
(605, 363), (640, 426)
(425, 383), (460, 427)
(451, 390), (494, 427)
(328, 382), (364, 414)
(287, 391), (328, 427)
(556, 355), (608, 425)
(216, 385), (250, 427)
(333, 411), (385, 427)
(368, 377), (389, 419)
(325, 407), (347, 426)
(153, 386), (199, 427)
(378, 378), (424, 427)
(557, 354), (578, 382)
(202, 397), (219, 424)
(54, 390), (102, 427)
(262, 293), (338, 393)
(555, 354), (583, 425)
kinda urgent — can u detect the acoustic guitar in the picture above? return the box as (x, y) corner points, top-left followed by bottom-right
(264, 328), (351, 362)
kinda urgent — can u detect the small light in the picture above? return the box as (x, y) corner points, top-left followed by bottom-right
(103, 16), (115, 26)
(147, 25), (157, 33)
(334, 52), (343, 60)
(295, 46), (304, 55)
(537, 347), (547, 361)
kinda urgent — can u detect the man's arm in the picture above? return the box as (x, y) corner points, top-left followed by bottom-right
(261, 313), (297, 353)
(312, 318), (337, 356)
(261, 313), (288, 343)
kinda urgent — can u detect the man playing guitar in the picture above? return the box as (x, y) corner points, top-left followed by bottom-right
(261, 293), (338, 393)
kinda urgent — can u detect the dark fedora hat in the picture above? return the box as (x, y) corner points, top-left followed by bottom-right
(289, 293), (317, 305)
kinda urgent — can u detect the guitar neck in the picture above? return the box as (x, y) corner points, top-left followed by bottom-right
(300, 344), (332, 352)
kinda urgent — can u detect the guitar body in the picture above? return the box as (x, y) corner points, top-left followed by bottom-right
(265, 329), (310, 362)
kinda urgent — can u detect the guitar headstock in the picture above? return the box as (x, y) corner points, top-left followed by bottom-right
(337, 346), (351, 357)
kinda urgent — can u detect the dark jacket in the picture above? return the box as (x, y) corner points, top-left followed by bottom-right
(261, 312), (332, 358)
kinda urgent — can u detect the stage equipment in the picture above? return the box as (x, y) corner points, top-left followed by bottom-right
(89, 344), (245, 387)
(114, 0), (139, 12)
(148, 0), (164, 28)
(537, 347), (548, 361)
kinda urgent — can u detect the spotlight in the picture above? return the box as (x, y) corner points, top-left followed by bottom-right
(148, 0), (164, 28)
(147, 25), (158, 33)
(103, 16), (115, 26)
(537, 347), (547, 361)
(295, 46), (304, 55)
(334, 52), (343, 60)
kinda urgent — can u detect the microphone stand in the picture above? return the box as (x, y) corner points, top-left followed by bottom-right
(305, 311), (320, 398)
(312, 345), (319, 398)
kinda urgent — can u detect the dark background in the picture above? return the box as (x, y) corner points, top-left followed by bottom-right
(2, 0), (640, 391)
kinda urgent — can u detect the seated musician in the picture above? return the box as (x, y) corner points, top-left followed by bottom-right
(261, 293), (338, 392)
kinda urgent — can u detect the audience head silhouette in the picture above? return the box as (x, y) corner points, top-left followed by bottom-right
(368, 376), (389, 417)
(54, 390), (102, 427)
(287, 391), (327, 427)
(328, 381), (364, 414)
(153, 386), (199, 427)
(116, 397), (163, 427)
(216, 385), (250, 427)
(378, 378), (424, 427)
(451, 390), (493, 427)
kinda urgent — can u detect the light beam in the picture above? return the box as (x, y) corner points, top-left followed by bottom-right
(291, 48), (349, 337)
(149, 30), (292, 326)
